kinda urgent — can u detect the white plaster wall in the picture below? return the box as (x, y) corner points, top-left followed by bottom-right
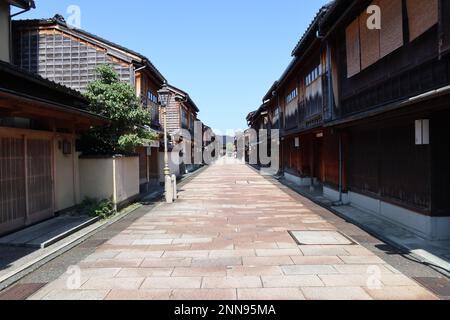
(79, 157), (139, 205)
(114, 156), (139, 203)
(323, 186), (349, 204)
(54, 137), (79, 211)
(322, 187), (450, 240)
(349, 191), (450, 241)
(74, 152), (81, 204)
(79, 158), (114, 202)
(380, 201), (450, 241)
(284, 172), (312, 187)
(348, 191), (381, 215)
(0, 2), (10, 62)
(431, 217), (450, 241)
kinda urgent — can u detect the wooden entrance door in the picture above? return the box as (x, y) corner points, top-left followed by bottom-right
(0, 135), (54, 235)
(26, 138), (53, 224)
(0, 137), (27, 234)
(314, 136), (325, 182)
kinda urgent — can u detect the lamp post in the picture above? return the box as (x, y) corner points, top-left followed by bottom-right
(158, 84), (174, 203)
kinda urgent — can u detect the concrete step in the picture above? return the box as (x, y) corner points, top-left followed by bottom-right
(0, 215), (99, 249)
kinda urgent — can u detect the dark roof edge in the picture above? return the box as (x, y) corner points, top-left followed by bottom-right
(263, 2), (334, 102)
(0, 60), (87, 102)
(291, 2), (334, 57)
(318, 0), (356, 35)
(167, 84), (200, 113)
(247, 103), (268, 123)
(9, 0), (35, 9)
(262, 81), (279, 103)
(273, 57), (300, 95)
(0, 87), (109, 123)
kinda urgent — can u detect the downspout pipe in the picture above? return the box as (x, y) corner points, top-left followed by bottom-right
(338, 131), (343, 203)
(326, 42), (334, 121)
(10, 7), (32, 18)
(332, 130), (344, 207)
(10, 0), (35, 18)
(133, 65), (147, 87)
(320, 18), (343, 206)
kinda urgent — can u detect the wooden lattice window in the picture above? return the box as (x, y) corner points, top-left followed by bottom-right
(379, 0), (404, 58)
(0, 137), (26, 227)
(359, 7), (380, 70)
(346, 18), (361, 77)
(407, 0), (438, 41)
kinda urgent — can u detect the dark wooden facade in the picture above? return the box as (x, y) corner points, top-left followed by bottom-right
(260, 5), (332, 184)
(253, 0), (450, 239)
(246, 104), (269, 167)
(321, 0), (450, 218)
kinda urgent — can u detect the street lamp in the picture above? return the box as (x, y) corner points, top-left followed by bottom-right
(158, 83), (174, 203)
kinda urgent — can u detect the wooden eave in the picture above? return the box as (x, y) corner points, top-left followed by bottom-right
(0, 89), (109, 130)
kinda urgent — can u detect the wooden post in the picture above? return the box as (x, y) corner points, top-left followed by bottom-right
(51, 124), (57, 216)
(112, 157), (118, 211)
(24, 135), (30, 224)
(310, 136), (315, 191)
(147, 148), (150, 191)
(72, 128), (77, 206)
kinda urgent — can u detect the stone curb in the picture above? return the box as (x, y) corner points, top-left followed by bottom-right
(0, 203), (144, 291)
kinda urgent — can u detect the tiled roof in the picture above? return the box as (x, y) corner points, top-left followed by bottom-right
(0, 60), (86, 101)
(291, 1), (335, 57)
(0, 60), (108, 122)
(262, 81), (279, 102)
(167, 84), (200, 113)
(265, 2), (335, 99)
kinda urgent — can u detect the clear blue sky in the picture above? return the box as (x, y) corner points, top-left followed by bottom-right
(14, 0), (328, 133)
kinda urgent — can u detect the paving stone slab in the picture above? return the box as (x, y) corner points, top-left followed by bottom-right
(290, 231), (355, 246)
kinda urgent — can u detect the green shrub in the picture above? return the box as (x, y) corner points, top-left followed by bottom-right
(80, 64), (158, 155)
(79, 197), (115, 220)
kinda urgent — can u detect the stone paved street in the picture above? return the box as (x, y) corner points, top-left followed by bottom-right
(28, 161), (438, 300)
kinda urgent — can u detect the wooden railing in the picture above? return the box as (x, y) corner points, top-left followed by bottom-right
(339, 57), (450, 118)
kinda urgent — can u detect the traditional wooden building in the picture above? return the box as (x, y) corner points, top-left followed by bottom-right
(0, 61), (108, 236)
(318, 0), (450, 240)
(261, 4), (333, 187)
(246, 104), (269, 167)
(12, 15), (167, 193)
(163, 84), (200, 175)
(256, 0), (450, 240)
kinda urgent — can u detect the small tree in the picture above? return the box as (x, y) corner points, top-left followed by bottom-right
(80, 64), (157, 155)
